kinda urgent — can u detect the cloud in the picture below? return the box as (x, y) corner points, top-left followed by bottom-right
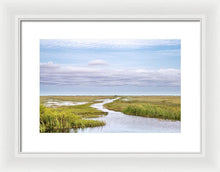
(88, 59), (109, 66)
(40, 63), (180, 87)
(40, 39), (180, 50)
(47, 61), (53, 65)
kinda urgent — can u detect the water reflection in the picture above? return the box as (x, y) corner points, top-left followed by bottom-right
(70, 98), (181, 133)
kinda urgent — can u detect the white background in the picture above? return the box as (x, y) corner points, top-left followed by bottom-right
(21, 21), (200, 153)
(1, 0), (220, 171)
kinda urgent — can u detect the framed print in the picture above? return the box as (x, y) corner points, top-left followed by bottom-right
(3, 0), (220, 171)
(17, 18), (202, 155)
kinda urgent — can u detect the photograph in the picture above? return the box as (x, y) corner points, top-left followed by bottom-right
(40, 39), (181, 133)
(0, 0), (217, 169)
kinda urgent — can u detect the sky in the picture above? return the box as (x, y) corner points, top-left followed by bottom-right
(40, 39), (181, 95)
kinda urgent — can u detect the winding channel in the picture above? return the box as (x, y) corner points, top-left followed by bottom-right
(71, 98), (181, 133)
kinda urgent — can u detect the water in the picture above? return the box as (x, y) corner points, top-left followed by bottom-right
(45, 101), (88, 107)
(71, 98), (181, 133)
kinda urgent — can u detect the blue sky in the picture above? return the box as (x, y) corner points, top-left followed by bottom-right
(40, 39), (180, 95)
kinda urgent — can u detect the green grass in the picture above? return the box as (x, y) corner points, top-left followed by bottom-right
(104, 96), (181, 121)
(40, 104), (105, 133)
(40, 95), (181, 133)
(54, 102), (108, 118)
(40, 96), (110, 133)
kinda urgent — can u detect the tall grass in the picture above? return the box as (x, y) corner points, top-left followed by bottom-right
(123, 104), (180, 120)
(104, 96), (181, 121)
(40, 104), (105, 133)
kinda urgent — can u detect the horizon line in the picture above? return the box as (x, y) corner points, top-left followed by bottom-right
(40, 94), (181, 96)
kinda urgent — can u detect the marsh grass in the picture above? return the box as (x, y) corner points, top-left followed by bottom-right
(40, 104), (105, 133)
(40, 96), (109, 133)
(40, 95), (181, 133)
(55, 103), (108, 118)
(104, 96), (181, 121)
